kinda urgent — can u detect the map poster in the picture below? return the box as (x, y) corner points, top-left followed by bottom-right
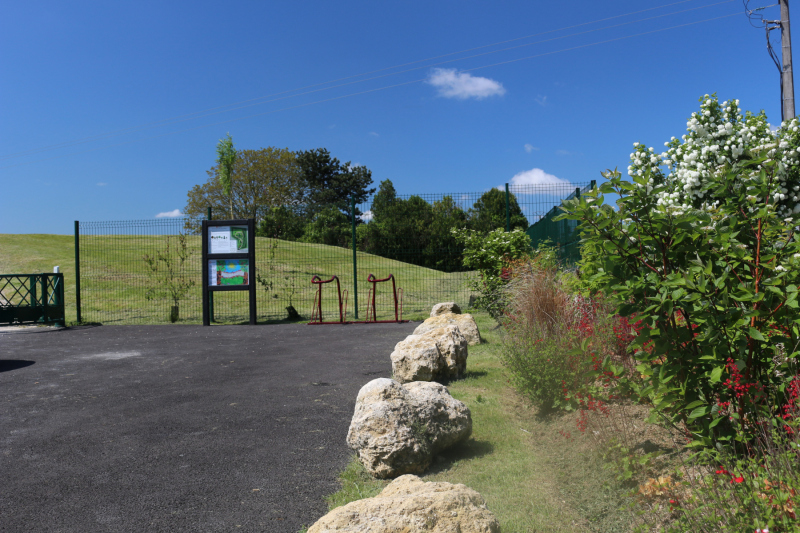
(209, 226), (249, 254)
(208, 259), (250, 286)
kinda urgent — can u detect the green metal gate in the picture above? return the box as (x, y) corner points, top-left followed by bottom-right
(0, 273), (65, 327)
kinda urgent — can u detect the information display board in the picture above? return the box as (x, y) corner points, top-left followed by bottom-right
(209, 226), (249, 254)
(208, 259), (249, 286)
(201, 219), (256, 325)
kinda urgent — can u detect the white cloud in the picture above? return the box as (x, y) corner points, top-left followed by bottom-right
(535, 94), (547, 106)
(427, 68), (506, 100)
(360, 210), (374, 222)
(508, 168), (570, 187)
(155, 209), (182, 218)
(369, 131), (379, 137)
(524, 144), (539, 153)
(96, 182), (107, 186)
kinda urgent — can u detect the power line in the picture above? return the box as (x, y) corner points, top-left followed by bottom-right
(0, 11), (742, 171)
(0, 0), (735, 162)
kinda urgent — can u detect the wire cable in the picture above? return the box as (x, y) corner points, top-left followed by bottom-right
(0, 11), (741, 171)
(1, 0), (735, 162)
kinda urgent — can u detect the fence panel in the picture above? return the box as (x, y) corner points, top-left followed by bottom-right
(523, 180), (595, 266)
(0, 273), (65, 326)
(76, 182), (591, 324)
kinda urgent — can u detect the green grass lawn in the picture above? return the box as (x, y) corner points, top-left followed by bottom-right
(0, 234), (476, 325)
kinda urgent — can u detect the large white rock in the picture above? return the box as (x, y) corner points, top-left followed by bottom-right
(391, 325), (468, 383)
(307, 474), (500, 533)
(414, 313), (481, 346)
(346, 378), (472, 479)
(430, 302), (461, 317)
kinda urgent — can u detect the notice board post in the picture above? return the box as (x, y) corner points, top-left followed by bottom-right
(202, 219), (256, 326)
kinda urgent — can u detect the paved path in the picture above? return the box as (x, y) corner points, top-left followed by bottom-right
(0, 322), (418, 532)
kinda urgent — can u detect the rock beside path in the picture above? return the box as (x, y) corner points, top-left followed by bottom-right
(390, 325), (468, 383)
(346, 378), (472, 479)
(414, 313), (481, 346)
(307, 474), (500, 533)
(430, 302), (461, 317)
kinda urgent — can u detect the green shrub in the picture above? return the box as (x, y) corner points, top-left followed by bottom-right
(452, 227), (531, 319)
(560, 95), (800, 449)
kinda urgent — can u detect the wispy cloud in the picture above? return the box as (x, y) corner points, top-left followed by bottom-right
(369, 131), (379, 137)
(96, 182), (107, 186)
(360, 210), (373, 222)
(427, 68), (506, 100)
(535, 94), (547, 106)
(155, 209), (182, 218)
(524, 144), (539, 153)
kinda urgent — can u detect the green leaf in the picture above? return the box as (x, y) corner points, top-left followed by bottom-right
(688, 405), (711, 419)
(708, 366), (723, 384)
(749, 327), (765, 342)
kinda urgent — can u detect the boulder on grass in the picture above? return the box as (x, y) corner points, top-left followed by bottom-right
(391, 325), (468, 383)
(430, 302), (461, 317)
(414, 313), (481, 346)
(346, 378), (472, 479)
(307, 474), (500, 533)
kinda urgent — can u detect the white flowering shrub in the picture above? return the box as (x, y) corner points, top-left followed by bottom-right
(559, 95), (800, 449)
(628, 94), (800, 217)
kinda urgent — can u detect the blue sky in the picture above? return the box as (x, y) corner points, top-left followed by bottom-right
(0, 0), (787, 234)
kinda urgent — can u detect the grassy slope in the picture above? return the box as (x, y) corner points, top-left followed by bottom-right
(0, 234), (474, 325)
(323, 313), (635, 533)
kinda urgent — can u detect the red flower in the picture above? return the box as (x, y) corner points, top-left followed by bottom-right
(731, 476), (744, 484)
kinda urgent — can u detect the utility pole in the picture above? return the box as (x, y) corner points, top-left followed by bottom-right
(781, 0), (795, 119)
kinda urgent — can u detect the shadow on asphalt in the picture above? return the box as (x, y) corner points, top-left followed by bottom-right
(0, 360), (35, 372)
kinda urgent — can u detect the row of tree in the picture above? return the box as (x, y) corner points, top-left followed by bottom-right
(185, 146), (374, 228)
(185, 144), (530, 271)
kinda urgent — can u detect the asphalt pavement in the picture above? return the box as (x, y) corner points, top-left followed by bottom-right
(0, 321), (418, 533)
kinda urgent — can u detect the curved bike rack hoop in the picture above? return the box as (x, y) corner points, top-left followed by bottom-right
(365, 273), (405, 323)
(309, 275), (348, 324)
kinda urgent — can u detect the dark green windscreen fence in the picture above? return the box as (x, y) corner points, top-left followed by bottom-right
(525, 181), (595, 266)
(76, 181), (592, 324)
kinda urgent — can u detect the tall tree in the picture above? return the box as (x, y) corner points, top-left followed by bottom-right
(216, 133), (237, 219)
(467, 188), (528, 233)
(184, 147), (305, 232)
(295, 148), (376, 215)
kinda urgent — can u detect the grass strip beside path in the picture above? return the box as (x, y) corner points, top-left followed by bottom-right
(322, 312), (635, 532)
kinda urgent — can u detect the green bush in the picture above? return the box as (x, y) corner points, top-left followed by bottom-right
(452, 227), (531, 319)
(560, 95), (800, 448)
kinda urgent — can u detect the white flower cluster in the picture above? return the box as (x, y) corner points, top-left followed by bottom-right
(627, 94), (800, 218)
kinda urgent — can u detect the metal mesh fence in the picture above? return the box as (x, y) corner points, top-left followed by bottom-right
(77, 182), (591, 324)
(524, 181), (596, 266)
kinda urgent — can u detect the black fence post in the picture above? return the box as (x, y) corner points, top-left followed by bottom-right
(351, 196), (359, 319)
(505, 183), (510, 232)
(74, 220), (81, 324)
(206, 206), (214, 323)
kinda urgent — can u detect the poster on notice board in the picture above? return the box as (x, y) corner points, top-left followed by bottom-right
(208, 259), (249, 286)
(208, 226), (248, 254)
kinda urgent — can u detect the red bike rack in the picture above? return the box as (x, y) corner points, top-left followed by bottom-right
(309, 275), (349, 325)
(364, 273), (405, 323)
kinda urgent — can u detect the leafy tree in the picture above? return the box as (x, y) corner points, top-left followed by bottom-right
(296, 148), (375, 215)
(184, 147), (305, 232)
(467, 188), (528, 233)
(300, 206), (351, 247)
(256, 206), (306, 240)
(360, 179), (468, 271)
(216, 133), (237, 219)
